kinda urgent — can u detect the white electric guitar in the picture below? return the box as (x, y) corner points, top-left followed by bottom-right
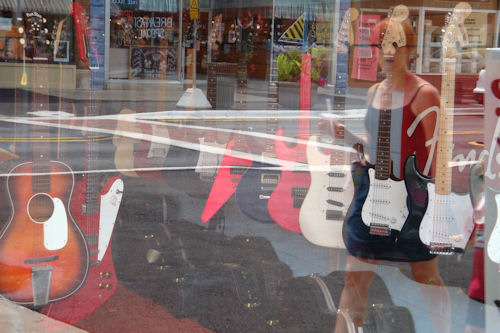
(361, 5), (410, 236)
(299, 8), (358, 248)
(488, 193), (500, 263)
(419, 2), (474, 254)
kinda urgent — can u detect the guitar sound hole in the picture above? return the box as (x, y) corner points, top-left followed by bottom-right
(28, 193), (54, 223)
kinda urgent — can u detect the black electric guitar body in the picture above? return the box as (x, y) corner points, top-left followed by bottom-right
(398, 155), (435, 261)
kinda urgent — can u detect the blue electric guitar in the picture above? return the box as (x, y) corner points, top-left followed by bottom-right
(235, 64), (281, 223)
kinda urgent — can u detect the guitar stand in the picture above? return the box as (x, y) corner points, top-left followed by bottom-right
(31, 266), (53, 307)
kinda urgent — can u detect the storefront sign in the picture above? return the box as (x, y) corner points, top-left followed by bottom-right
(134, 16), (173, 39)
(351, 15), (380, 81)
(190, 0), (199, 20)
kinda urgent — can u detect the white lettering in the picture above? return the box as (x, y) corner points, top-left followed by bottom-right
(407, 105), (439, 176)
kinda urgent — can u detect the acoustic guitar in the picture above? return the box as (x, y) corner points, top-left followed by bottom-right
(0, 12), (89, 306)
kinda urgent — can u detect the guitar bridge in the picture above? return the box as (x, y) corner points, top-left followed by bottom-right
(369, 223), (390, 236)
(293, 198), (304, 208)
(429, 242), (455, 255)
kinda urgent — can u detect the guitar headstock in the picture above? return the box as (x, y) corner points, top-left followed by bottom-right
(336, 8), (359, 54)
(380, 5), (409, 54)
(25, 12), (49, 58)
(442, 2), (471, 60)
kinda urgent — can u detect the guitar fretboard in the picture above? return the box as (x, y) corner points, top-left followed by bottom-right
(374, 55), (394, 180)
(31, 57), (51, 194)
(233, 54), (248, 151)
(84, 68), (101, 214)
(206, 63), (217, 110)
(264, 57), (279, 157)
(298, 53), (311, 141)
(236, 54), (248, 111)
(435, 58), (456, 195)
(330, 7), (357, 167)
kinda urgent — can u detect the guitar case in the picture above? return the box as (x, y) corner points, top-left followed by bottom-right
(279, 271), (415, 333)
(113, 209), (292, 332)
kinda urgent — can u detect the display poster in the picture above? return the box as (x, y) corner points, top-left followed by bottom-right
(129, 46), (176, 79)
(351, 15), (380, 82)
(464, 12), (488, 49)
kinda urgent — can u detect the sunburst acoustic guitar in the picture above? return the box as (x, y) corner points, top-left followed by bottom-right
(0, 12), (89, 306)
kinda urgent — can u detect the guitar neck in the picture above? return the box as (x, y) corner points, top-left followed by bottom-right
(84, 70), (101, 213)
(236, 54), (248, 111)
(374, 56), (394, 180)
(233, 54), (248, 150)
(206, 63), (217, 110)
(332, 51), (349, 147)
(31, 57), (52, 193)
(298, 53), (311, 141)
(264, 60), (279, 157)
(435, 58), (456, 195)
(333, 53), (348, 113)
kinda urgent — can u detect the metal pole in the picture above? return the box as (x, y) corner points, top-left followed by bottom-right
(269, 0), (275, 82)
(193, 19), (197, 89)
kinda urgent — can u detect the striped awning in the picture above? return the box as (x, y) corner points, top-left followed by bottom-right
(0, 0), (72, 15)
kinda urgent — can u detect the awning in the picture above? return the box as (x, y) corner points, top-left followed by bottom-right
(139, 0), (177, 12)
(210, 0), (334, 19)
(0, 0), (72, 15)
